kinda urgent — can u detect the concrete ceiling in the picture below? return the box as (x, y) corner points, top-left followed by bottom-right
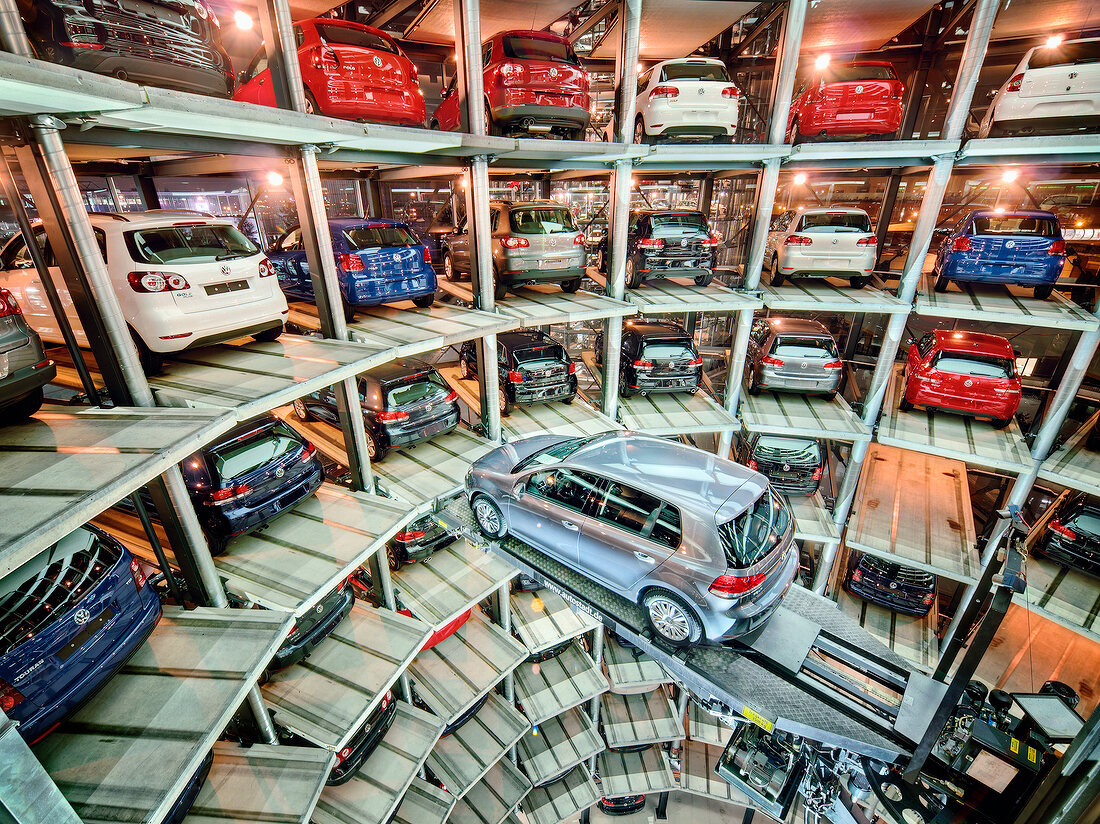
(403, 0), (579, 45)
(800, 0), (936, 55)
(991, 0), (1100, 39)
(591, 0), (757, 61)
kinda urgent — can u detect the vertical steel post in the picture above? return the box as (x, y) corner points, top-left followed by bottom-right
(941, 0), (1001, 142)
(587, 628), (605, 775)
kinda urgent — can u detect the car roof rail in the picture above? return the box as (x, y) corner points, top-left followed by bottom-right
(90, 211), (131, 222)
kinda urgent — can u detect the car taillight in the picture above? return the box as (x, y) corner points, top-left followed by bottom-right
(702, 232), (720, 247)
(377, 409), (410, 423)
(0, 679), (25, 713)
(443, 389), (458, 403)
(127, 272), (191, 292)
(396, 529), (426, 542)
(890, 81), (904, 99)
(568, 361), (576, 374)
(747, 458), (758, 470)
(851, 568), (863, 582)
(823, 360), (843, 370)
(210, 483), (251, 504)
(922, 593), (935, 605)
(721, 85), (740, 98)
(60, 40), (104, 50)
(1006, 73), (1024, 93)
(709, 572), (766, 598)
(649, 85), (678, 99)
(338, 253), (366, 272)
(335, 745), (353, 766)
(856, 236), (875, 246)
(258, 258), (275, 277)
(1050, 520), (1077, 541)
(952, 236), (971, 252)
(637, 237), (664, 249)
(688, 355), (703, 366)
(422, 245), (432, 264)
(500, 236), (530, 249)
(0, 287), (21, 317)
(500, 62), (526, 84)
(761, 355), (784, 367)
(508, 370), (525, 383)
(129, 558), (147, 591)
(1049, 239), (1066, 255)
(633, 360), (653, 369)
(785, 235), (812, 246)
(812, 466), (823, 481)
(574, 234), (586, 246)
(301, 442), (317, 462)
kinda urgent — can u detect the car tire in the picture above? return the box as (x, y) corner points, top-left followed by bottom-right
(822, 389), (837, 403)
(205, 531), (227, 557)
(499, 387), (513, 417)
(991, 416), (1012, 430)
(413, 293), (436, 308)
(933, 271), (951, 293)
(849, 276), (869, 290)
(899, 396), (914, 412)
(626, 256), (644, 289)
(472, 494), (507, 539)
(562, 394), (575, 405)
(493, 270), (508, 301)
(365, 428), (383, 463)
(485, 103), (501, 136)
(292, 398), (311, 421)
(642, 589), (703, 646)
(253, 325), (283, 342)
(770, 259), (785, 288)
(459, 357), (472, 379)
(0, 387), (44, 425)
(568, 127), (586, 141)
(1033, 284), (1054, 300)
(131, 330), (163, 375)
(747, 368), (761, 396)
(561, 278), (581, 293)
(343, 300), (358, 323)
(633, 117), (649, 145)
(789, 117), (802, 145)
(694, 273), (714, 287)
(618, 371), (633, 398)
(713, 133), (734, 144)
(386, 544), (403, 571)
(428, 119), (440, 130)
(303, 89), (320, 116)
(595, 246), (606, 274)
(444, 253), (459, 282)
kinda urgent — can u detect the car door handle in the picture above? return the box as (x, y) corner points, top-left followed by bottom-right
(634, 552), (654, 563)
(561, 520), (580, 531)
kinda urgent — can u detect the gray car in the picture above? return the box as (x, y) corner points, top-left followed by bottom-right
(442, 201), (586, 300)
(465, 431), (798, 646)
(746, 317), (842, 399)
(0, 286), (55, 425)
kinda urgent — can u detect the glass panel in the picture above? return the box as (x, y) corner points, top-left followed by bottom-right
(970, 216), (1059, 237)
(651, 504), (682, 548)
(1029, 41), (1100, 70)
(342, 225), (420, 249)
(595, 482), (663, 537)
(316, 22), (398, 53)
(799, 212), (872, 232)
(526, 468), (599, 513)
(501, 36), (579, 66)
(513, 434), (600, 472)
(513, 345), (567, 368)
(718, 488), (790, 567)
(211, 429), (301, 481)
(660, 62), (730, 82)
(640, 338), (695, 359)
(931, 353), (1013, 379)
(650, 212), (708, 230)
(385, 373), (447, 407)
(772, 337), (838, 358)
(823, 64), (895, 82)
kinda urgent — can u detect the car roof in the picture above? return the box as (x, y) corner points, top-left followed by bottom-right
(491, 29), (571, 45)
(562, 432), (767, 521)
(492, 200), (567, 209)
(652, 57), (725, 67)
(931, 329), (1015, 357)
(765, 317), (832, 336)
(87, 210), (232, 229)
(362, 357), (434, 383)
(799, 207), (870, 217)
(966, 209), (1058, 220)
(498, 329), (556, 349)
(623, 320), (689, 338)
(634, 209), (705, 216)
(324, 217), (411, 229)
(301, 17), (394, 40)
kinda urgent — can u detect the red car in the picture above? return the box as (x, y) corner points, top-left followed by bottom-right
(787, 61), (903, 142)
(900, 331), (1021, 428)
(234, 18), (425, 126)
(430, 29), (590, 139)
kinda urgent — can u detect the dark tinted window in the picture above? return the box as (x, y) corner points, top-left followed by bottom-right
(316, 23), (398, 53)
(513, 434), (601, 472)
(650, 504), (682, 549)
(125, 224), (258, 264)
(209, 422), (303, 481)
(526, 468), (600, 513)
(513, 344), (567, 367)
(342, 225), (420, 249)
(931, 352), (1015, 379)
(718, 488), (790, 566)
(772, 336), (837, 358)
(384, 371), (448, 407)
(594, 481), (673, 543)
(799, 212), (872, 232)
(916, 333), (937, 359)
(640, 337), (695, 360)
(501, 36), (579, 66)
(509, 207), (576, 235)
(824, 64), (896, 82)
(660, 62), (730, 82)
(970, 216), (1059, 237)
(650, 212), (708, 230)
(1029, 40), (1100, 70)
(1067, 507), (1100, 536)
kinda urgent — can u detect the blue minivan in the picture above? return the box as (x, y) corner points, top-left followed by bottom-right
(0, 525), (161, 743)
(267, 218), (437, 319)
(932, 209), (1066, 299)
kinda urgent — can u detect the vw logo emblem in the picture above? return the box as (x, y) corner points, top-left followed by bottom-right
(800, 362), (808, 369)
(855, 85), (864, 93)
(782, 463), (790, 471)
(832, 238), (838, 244)
(964, 379), (973, 387)
(316, 603), (324, 613)
(394, 253), (401, 261)
(275, 467), (285, 478)
(373, 55), (383, 68)
(1070, 71), (1078, 79)
(1005, 240), (1015, 248)
(550, 67), (558, 77)
(889, 582), (898, 589)
(73, 608), (91, 625)
(698, 88), (705, 95)
(194, 2), (207, 19)
(220, 264), (232, 276)
(425, 403), (433, 412)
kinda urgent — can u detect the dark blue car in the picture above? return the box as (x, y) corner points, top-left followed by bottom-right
(0, 525), (161, 743)
(267, 218), (437, 318)
(932, 209), (1066, 299)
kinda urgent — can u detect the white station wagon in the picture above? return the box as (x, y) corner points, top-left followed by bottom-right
(0, 211), (288, 372)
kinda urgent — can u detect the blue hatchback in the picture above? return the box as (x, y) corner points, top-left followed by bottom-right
(932, 209), (1066, 299)
(267, 218), (437, 318)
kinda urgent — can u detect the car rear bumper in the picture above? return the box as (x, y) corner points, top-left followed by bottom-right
(134, 291), (289, 354)
(779, 247), (875, 277)
(0, 359), (56, 408)
(217, 461), (324, 539)
(346, 272), (437, 306)
(270, 586), (354, 671)
(941, 257), (1062, 285)
(800, 104), (901, 135)
(1043, 535), (1100, 577)
(844, 579), (933, 616)
(68, 50), (231, 97)
(492, 103), (591, 129)
(627, 373), (701, 394)
(319, 95), (426, 126)
(328, 697), (399, 784)
(992, 96), (1100, 131)
(639, 251), (716, 275)
(904, 383), (1019, 419)
(758, 370), (840, 394)
(763, 474), (821, 496)
(501, 265), (586, 284)
(702, 542), (799, 641)
(383, 410), (460, 449)
(513, 376), (577, 405)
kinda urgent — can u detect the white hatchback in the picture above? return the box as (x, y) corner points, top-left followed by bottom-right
(978, 37), (1100, 138)
(630, 57), (739, 143)
(0, 211), (288, 372)
(764, 208), (876, 289)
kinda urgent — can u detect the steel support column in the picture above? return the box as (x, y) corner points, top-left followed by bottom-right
(942, 0), (1000, 142)
(765, 0), (807, 146)
(586, 627), (604, 775)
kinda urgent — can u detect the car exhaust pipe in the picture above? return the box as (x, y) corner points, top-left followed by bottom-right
(114, 69), (129, 81)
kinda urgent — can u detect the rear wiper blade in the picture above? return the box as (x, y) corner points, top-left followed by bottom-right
(215, 252), (251, 261)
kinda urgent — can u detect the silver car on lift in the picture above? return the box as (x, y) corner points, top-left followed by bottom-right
(465, 431), (798, 646)
(746, 317), (843, 400)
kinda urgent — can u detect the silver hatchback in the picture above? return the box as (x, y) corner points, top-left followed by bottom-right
(465, 431), (798, 646)
(0, 287), (55, 425)
(746, 317), (842, 400)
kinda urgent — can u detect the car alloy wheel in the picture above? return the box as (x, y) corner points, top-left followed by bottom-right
(386, 544), (401, 571)
(293, 398), (310, 420)
(472, 495), (506, 539)
(647, 596), (691, 642)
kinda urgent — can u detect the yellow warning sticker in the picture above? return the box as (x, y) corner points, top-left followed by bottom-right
(742, 706), (774, 733)
(1010, 738), (1020, 754)
(1028, 747), (1038, 763)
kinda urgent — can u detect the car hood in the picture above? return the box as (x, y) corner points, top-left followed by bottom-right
(472, 433), (573, 477)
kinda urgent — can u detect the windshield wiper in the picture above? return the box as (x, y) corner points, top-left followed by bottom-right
(215, 251), (252, 261)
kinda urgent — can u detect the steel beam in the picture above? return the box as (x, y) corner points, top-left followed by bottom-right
(942, 0), (1000, 142)
(766, 0), (807, 146)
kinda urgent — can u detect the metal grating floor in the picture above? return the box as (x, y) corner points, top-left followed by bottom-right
(522, 765), (601, 824)
(511, 588), (601, 657)
(600, 689), (682, 749)
(913, 279), (1099, 331)
(761, 279), (909, 314)
(392, 778), (455, 824)
(596, 745), (678, 797)
(445, 757), (531, 824)
(739, 390), (871, 442)
(601, 631), (671, 695)
(1039, 423), (1100, 498)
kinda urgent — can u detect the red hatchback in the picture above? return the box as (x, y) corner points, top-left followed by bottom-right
(900, 331), (1021, 428)
(787, 61), (903, 142)
(234, 18), (425, 126)
(431, 30), (590, 139)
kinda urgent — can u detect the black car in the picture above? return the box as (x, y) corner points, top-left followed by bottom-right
(163, 748), (214, 824)
(458, 330), (578, 416)
(596, 209), (718, 288)
(387, 512), (455, 569)
(237, 579), (354, 672)
(597, 795), (647, 815)
(19, 0), (234, 97)
(740, 434), (824, 496)
(1040, 494), (1100, 577)
(843, 552), (936, 617)
(595, 320), (702, 398)
(292, 359), (460, 462)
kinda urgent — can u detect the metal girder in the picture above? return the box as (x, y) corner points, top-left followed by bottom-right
(365, 0), (421, 28)
(732, 3), (784, 58)
(568, 0), (619, 45)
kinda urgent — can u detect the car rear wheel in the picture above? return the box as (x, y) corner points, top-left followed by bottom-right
(343, 300), (357, 322)
(899, 396), (914, 412)
(499, 387), (513, 417)
(595, 246), (606, 274)
(472, 494), (507, 539)
(485, 103), (501, 136)
(788, 116), (801, 145)
(131, 330), (163, 375)
(459, 357), (472, 379)
(205, 530), (227, 557)
(1033, 284), (1054, 300)
(618, 371), (633, 398)
(365, 428), (382, 463)
(303, 90), (319, 115)
(561, 278), (581, 293)
(493, 269), (508, 301)
(253, 325), (283, 342)
(822, 389), (837, 403)
(633, 117), (649, 144)
(933, 271), (951, 292)
(626, 256), (644, 289)
(770, 255), (785, 287)
(747, 368), (761, 396)
(413, 293), (435, 308)
(694, 273), (714, 287)
(386, 544), (403, 571)
(0, 387), (44, 425)
(991, 416), (1013, 429)
(642, 589), (703, 646)
(443, 253), (459, 282)
(849, 276), (869, 290)
(292, 398), (311, 421)
(562, 394), (575, 405)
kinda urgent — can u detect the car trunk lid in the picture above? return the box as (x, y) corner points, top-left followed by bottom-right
(767, 336), (840, 380)
(1021, 41), (1100, 98)
(638, 337), (699, 378)
(313, 23), (412, 102)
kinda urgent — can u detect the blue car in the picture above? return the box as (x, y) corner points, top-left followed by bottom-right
(267, 218), (437, 318)
(932, 209), (1066, 299)
(0, 525), (161, 743)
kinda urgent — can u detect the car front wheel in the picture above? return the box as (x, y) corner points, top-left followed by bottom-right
(472, 494), (507, 539)
(642, 589), (703, 646)
(444, 254), (459, 282)
(1033, 284), (1054, 300)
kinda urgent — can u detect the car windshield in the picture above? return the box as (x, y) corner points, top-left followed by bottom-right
(514, 344), (566, 368)
(970, 216), (1059, 237)
(513, 434), (600, 473)
(931, 352), (1015, 379)
(1071, 509), (1100, 536)
(501, 35), (579, 66)
(660, 62), (730, 82)
(799, 212), (872, 232)
(641, 338), (695, 360)
(1029, 40), (1100, 70)
(125, 224), (258, 264)
(823, 64), (896, 82)
(316, 22), (398, 53)
(210, 423), (302, 482)
(385, 371), (447, 407)
(342, 225), (420, 249)
(650, 213), (708, 230)
(509, 207), (577, 235)
(772, 336), (838, 358)
(717, 487), (790, 567)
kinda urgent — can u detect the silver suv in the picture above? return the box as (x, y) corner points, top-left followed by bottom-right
(465, 431), (797, 646)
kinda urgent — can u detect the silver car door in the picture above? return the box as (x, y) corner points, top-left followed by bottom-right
(507, 467), (597, 565)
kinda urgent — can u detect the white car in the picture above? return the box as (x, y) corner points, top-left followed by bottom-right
(630, 57), (739, 143)
(764, 208), (876, 289)
(978, 37), (1100, 138)
(0, 211), (288, 372)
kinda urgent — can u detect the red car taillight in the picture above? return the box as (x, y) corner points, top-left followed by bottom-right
(1050, 520), (1077, 541)
(508, 370), (525, 383)
(395, 529), (425, 542)
(747, 458), (758, 470)
(338, 253), (366, 272)
(444, 389), (458, 403)
(422, 245), (432, 264)
(856, 236), (875, 246)
(633, 360), (653, 369)
(702, 232), (720, 247)
(574, 234), (586, 246)
(649, 85), (678, 100)
(0, 287), (21, 317)
(823, 360), (843, 370)
(1005, 73), (1025, 93)
(129, 558), (147, 591)
(335, 745), (353, 766)
(301, 442), (317, 462)
(210, 483), (251, 504)
(1049, 239), (1067, 255)
(922, 593), (935, 605)
(500, 62), (526, 85)
(709, 572), (766, 598)
(637, 237), (664, 249)
(377, 409), (410, 423)
(500, 236), (530, 249)
(0, 679), (25, 713)
(258, 258), (276, 277)
(568, 361), (576, 374)
(127, 272), (191, 292)
(851, 568), (863, 582)
(761, 355), (784, 367)
(890, 81), (904, 99)
(688, 355), (703, 366)
(952, 236), (972, 252)
(721, 85), (740, 98)
(812, 466), (823, 481)
(785, 235), (812, 246)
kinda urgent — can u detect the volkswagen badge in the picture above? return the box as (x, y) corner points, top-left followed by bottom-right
(855, 85), (864, 93)
(221, 264), (232, 276)
(74, 608), (90, 625)
(1006, 240), (1016, 248)
(276, 467), (285, 478)
(964, 379), (973, 387)
(373, 55), (383, 67)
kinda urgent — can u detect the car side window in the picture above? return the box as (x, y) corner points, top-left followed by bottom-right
(636, 68), (652, 96)
(594, 481), (666, 539)
(650, 503), (682, 549)
(294, 25), (305, 48)
(916, 333), (936, 359)
(526, 468), (599, 514)
(93, 228), (108, 263)
(491, 209), (501, 232)
(278, 228), (304, 252)
(483, 43), (493, 66)
(750, 319), (769, 345)
(2, 230), (52, 269)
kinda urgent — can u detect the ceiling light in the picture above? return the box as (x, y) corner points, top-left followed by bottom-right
(1001, 169), (1018, 183)
(1046, 34), (1064, 49)
(793, 173), (808, 185)
(233, 10), (253, 30)
(266, 171), (284, 186)
(814, 54), (831, 70)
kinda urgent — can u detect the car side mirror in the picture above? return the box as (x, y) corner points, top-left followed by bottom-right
(934, 227), (950, 235)
(905, 338), (914, 347)
(237, 70), (249, 85)
(513, 481), (526, 498)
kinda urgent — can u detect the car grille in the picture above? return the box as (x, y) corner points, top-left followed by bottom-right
(857, 556), (934, 587)
(0, 538), (121, 655)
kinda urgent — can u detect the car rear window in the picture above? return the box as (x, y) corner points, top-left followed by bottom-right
(125, 224), (258, 264)
(754, 436), (821, 462)
(509, 207), (577, 235)
(799, 212), (872, 232)
(970, 216), (1059, 237)
(1028, 40), (1100, 70)
(660, 62), (730, 82)
(650, 213), (708, 230)
(1070, 510), (1100, 536)
(823, 64), (896, 82)
(210, 422), (303, 482)
(501, 35), (579, 66)
(514, 344), (567, 368)
(342, 225), (420, 249)
(385, 371), (448, 407)
(931, 352), (1015, 379)
(316, 22), (398, 53)
(717, 487), (790, 567)
(771, 336), (838, 358)
(640, 338), (695, 360)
